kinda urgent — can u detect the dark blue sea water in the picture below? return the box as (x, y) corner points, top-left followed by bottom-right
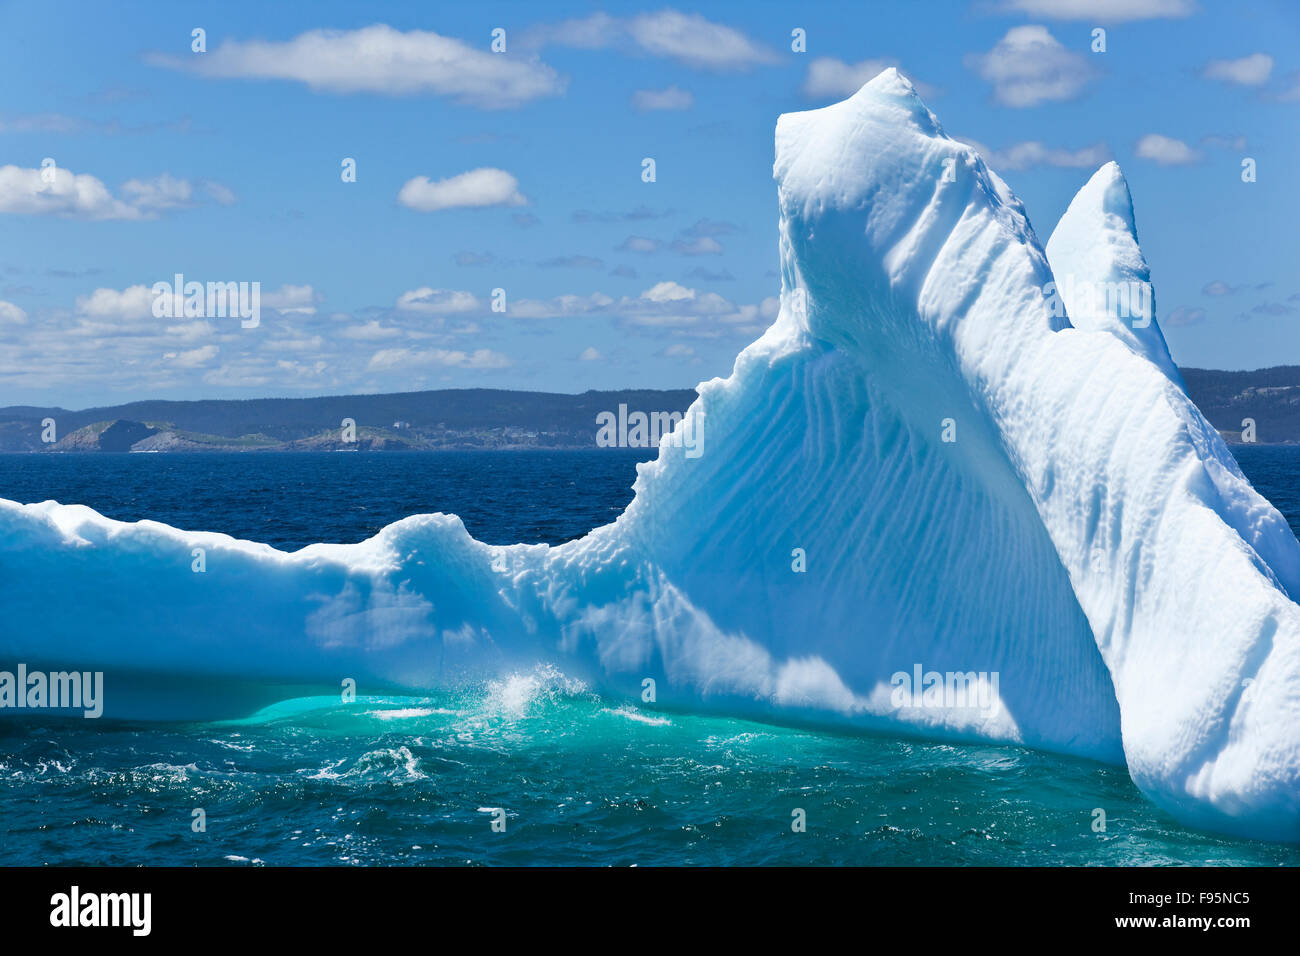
(1, 446), (1298, 866)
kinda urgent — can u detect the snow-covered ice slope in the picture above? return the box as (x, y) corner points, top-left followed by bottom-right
(2, 70), (1299, 841)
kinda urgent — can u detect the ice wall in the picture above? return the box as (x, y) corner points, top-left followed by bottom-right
(3, 69), (1299, 842)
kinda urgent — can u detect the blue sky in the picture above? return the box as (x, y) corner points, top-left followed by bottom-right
(1, 0), (1297, 408)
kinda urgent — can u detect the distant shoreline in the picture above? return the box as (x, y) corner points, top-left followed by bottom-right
(1, 370), (1298, 451)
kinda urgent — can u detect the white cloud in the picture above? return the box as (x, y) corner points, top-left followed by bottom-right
(74, 282), (314, 322)
(633, 85), (694, 110)
(979, 140), (1111, 170)
(0, 165), (140, 220)
(1202, 53), (1273, 86)
(994, 0), (1196, 20)
(618, 236), (662, 253)
(642, 281), (695, 303)
(509, 292), (615, 319)
(1135, 133), (1200, 165)
(395, 288), (481, 314)
(529, 10), (779, 71)
(149, 24), (565, 109)
(802, 58), (935, 99)
(3, 271), (778, 398)
(504, 280), (765, 335)
(662, 344), (696, 358)
(671, 236), (724, 256)
(164, 320), (216, 341)
(120, 173), (195, 211)
(340, 320), (403, 340)
(163, 344), (220, 367)
(263, 284), (319, 315)
(528, 12), (622, 49)
(965, 26), (1096, 107)
(0, 165), (231, 220)
(75, 285), (156, 319)
(627, 10), (779, 70)
(398, 168), (527, 213)
(0, 301), (28, 325)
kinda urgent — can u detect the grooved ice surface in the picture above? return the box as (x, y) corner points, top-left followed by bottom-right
(3, 70), (1298, 841)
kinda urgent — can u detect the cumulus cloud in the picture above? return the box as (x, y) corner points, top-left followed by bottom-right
(398, 168), (527, 213)
(148, 24), (565, 109)
(340, 320), (404, 341)
(509, 292), (616, 319)
(1202, 53), (1273, 86)
(0, 280), (525, 397)
(0, 165), (144, 220)
(642, 281), (695, 303)
(75, 285), (156, 319)
(120, 173), (197, 211)
(0, 165), (233, 220)
(527, 9), (779, 71)
(395, 288), (481, 314)
(626, 10), (779, 69)
(506, 280), (769, 336)
(1135, 133), (1200, 165)
(978, 140), (1111, 170)
(262, 284), (320, 315)
(965, 26), (1097, 107)
(71, 282), (315, 322)
(2, 271), (774, 398)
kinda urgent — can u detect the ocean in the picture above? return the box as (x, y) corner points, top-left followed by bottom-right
(1, 446), (1298, 866)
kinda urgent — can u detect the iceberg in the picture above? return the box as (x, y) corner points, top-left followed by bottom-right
(3, 70), (1299, 842)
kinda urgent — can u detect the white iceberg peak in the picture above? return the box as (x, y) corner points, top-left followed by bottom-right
(3, 70), (1300, 843)
(1047, 161), (1181, 382)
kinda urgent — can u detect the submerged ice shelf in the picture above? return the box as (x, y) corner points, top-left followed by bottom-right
(3, 70), (1299, 843)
